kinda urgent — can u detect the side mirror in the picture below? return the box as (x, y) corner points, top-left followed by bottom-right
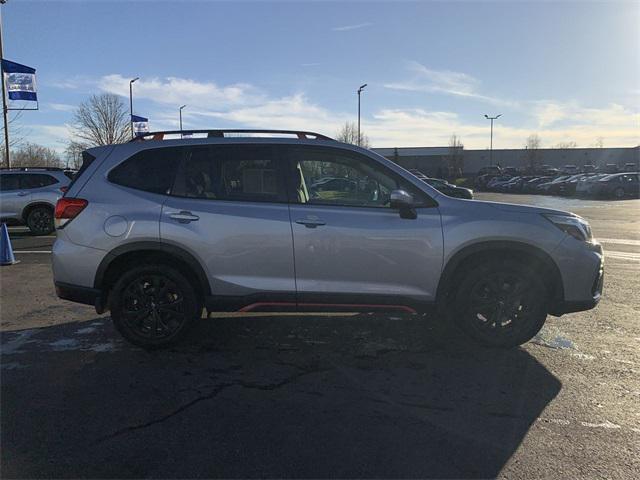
(390, 189), (417, 219)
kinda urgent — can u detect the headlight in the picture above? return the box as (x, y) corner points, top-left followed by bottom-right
(543, 214), (593, 242)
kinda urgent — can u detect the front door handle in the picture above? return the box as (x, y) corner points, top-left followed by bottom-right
(295, 218), (326, 228)
(169, 211), (200, 223)
(17, 191), (29, 197)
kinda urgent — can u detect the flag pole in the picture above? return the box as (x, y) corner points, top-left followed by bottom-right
(0, 1), (10, 169)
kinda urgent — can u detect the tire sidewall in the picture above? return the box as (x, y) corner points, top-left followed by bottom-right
(452, 260), (548, 348)
(111, 265), (201, 349)
(27, 207), (54, 235)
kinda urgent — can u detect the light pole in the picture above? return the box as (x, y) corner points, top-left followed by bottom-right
(129, 77), (139, 139)
(484, 114), (502, 166)
(1, 1), (11, 168)
(357, 83), (367, 146)
(179, 104), (186, 137)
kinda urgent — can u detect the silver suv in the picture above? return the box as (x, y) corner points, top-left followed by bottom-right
(0, 167), (71, 235)
(52, 129), (604, 349)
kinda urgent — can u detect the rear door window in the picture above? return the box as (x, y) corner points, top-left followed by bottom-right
(21, 174), (58, 189)
(108, 147), (181, 195)
(171, 145), (287, 203)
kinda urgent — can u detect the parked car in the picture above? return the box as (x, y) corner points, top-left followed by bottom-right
(560, 165), (579, 175)
(477, 165), (502, 176)
(545, 175), (582, 195)
(503, 167), (519, 176)
(582, 164), (596, 173)
(591, 172), (640, 199)
(0, 167), (71, 235)
(486, 175), (513, 191)
(423, 177), (474, 199)
(575, 174), (608, 197)
(53, 128), (604, 349)
(522, 176), (553, 194)
(557, 174), (593, 196)
(535, 176), (570, 194)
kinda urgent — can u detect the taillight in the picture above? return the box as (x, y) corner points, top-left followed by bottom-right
(54, 198), (88, 228)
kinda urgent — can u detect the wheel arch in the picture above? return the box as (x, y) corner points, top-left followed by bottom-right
(436, 240), (565, 309)
(21, 201), (55, 222)
(94, 241), (211, 313)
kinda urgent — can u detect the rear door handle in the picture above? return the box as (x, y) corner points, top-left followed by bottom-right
(169, 211), (200, 223)
(295, 218), (326, 228)
(17, 191), (29, 197)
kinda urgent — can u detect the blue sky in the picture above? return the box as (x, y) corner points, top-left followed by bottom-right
(4, 0), (639, 153)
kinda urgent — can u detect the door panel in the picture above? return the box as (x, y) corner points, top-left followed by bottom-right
(290, 204), (443, 302)
(283, 145), (443, 305)
(161, 199), (295, 296)
(0, 174), (30, 219)
(160, 144), (295, 300)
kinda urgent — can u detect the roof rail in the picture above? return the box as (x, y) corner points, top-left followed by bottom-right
(0, 166), (64, 171)
(130, 129), (334, 142)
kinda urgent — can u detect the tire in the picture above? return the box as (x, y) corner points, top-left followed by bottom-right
(614, 187), (625, 199)
(26, 206), (54, 235)
(111, 264), (202, 349)
(449, 259), (549, 348)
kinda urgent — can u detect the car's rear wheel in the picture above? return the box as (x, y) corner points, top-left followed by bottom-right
(111, 265), (201, 349)
(26, 206), (54, 235)
(451, 259), (549, 348)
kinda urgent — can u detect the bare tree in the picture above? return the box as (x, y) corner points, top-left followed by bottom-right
(594, 137), (604, 148)
(555, 141), (577, 149)
(447, 134), (464, 178)
(525, 134), (542, 172)
(12, 143), (62, 168)
(336, 121), (370, 149)
(0, 111), (29, 167)
(64, 140), (86, 169)
(71, 93), (129, 147)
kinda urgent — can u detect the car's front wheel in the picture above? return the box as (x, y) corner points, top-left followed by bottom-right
(26, 206), (54, 235)
(451, 259), (549, 348)
(111, 265), (201, 349)
(614, 187), (625, 199)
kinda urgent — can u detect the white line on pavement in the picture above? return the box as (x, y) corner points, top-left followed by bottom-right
(606, 251), (640, 262)
(599, 238), (640, 246)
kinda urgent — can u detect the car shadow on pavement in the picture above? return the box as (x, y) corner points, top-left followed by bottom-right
(1, 314), (561, 479)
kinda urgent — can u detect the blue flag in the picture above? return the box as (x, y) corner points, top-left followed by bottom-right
(2, 60), (37, 102)
(131, 115), (149, 136)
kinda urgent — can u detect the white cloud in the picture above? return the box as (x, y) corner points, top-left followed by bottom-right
(98, 74), (265, 109)
(47, 103), (75, 112)
(24, 73), (638, 153)
(332, 22), (373, 32)
(385, 61), (517, 106)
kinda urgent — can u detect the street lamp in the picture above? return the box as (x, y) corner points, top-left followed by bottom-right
(129, 77), (139, 139)
(357, 84), (367, 146)
(484, 114), (502, 166)
(179, 104), (186, 137)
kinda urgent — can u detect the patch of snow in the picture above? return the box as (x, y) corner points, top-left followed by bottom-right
(74, 327), (97, 335)
(48, 338), (81, 351)
(581, 420), (621, 429)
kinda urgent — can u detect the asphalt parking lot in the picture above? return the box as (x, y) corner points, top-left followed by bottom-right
(1, 193), (639, 479)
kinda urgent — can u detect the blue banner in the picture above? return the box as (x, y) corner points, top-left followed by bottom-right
(131, 115), (149, 136)
(2, 60), (37, 102)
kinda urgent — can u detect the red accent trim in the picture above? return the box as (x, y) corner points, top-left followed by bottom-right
(238, 302), (295, 312)
(238, 302), (417, 314)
